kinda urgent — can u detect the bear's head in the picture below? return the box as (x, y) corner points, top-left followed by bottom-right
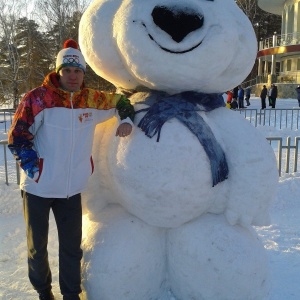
(79, 0), (257, 94)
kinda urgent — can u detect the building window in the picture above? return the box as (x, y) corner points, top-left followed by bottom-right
(287, 5), (294, 34)
(298, 3), (300, 33)
(297, 59), (300, 70)
(287, 59), (292, 71)
(276, 62), (280, 73)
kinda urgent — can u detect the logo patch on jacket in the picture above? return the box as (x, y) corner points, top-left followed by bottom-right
(78, 112), (93, 123)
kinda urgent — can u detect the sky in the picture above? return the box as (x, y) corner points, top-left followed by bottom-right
(1, 97), (300, 300)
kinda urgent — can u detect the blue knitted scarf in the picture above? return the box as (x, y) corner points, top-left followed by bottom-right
(136, 91), (229, 187)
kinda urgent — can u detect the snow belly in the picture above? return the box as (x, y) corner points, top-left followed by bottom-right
(109, 118), (228, 228)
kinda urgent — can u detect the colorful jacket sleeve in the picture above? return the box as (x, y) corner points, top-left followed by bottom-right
(8, 92), (41, 179)
(87, 89), (135, 122)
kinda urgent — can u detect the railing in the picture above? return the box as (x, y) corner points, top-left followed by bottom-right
(236, 108), (300, 129)
(259, 32), (300, 50)
(0, 139), (20, 185)
(1, 136), (300, 184)
(241, 76), (268, 88)
(236, 108), (300, 176)
(266, 136), (300, 176)
(2, 109), (300, 183)
(276, 71), (300, 84)
(242, 72), (300, 88)
(0, 109), (14, 133)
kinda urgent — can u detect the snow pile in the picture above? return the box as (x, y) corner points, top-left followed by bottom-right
(0, 99), (300, 299)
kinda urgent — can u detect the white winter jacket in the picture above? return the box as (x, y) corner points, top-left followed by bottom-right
(8, 72), (134, 198)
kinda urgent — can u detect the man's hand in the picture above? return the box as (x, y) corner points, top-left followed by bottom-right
(115, 123), (132, 137)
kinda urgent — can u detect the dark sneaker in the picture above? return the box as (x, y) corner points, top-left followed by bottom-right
(39, 289), (55, 300)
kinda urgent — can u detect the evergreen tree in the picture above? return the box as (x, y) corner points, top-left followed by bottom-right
(15, 18), (52, 90)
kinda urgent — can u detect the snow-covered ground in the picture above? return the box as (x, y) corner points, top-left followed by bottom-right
(1, 97), (300, 299)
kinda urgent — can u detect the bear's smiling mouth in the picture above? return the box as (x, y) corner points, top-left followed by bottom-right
(139, 5), (204, 54)
(140, 22), (203, 54)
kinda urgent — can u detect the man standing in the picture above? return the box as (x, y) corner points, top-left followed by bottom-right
(232, 86), (238, 102)
(8, 39), (135, 300)
(245, 86), (251, 106)
(260, 85), (268, 109)
(295, 85), (300, 107)
(237, 85), (245, 108)
(270, 84), (278, 108)
(268, 85), (273, 106)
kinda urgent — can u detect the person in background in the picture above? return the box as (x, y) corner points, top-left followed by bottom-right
(260, 85), (268, 109)
(268, 85), (273, 106)
(232, 86), (238, 102)
(8, 39), (135, 300)
(270, 83), (278, 108)
(230, 98), (238, 109)
(225, 90), (233, 108)
(237, 85), (245, 108)
(245, 86), (251, 106)
(295, 85), (300, 107)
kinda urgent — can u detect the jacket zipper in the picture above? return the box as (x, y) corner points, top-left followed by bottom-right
(67, 92), (74, 198)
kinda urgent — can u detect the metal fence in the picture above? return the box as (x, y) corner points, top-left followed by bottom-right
(2, 108), (300, 184)
(1, 136), (300, 185)
(0, 109), (18, 185)
(235, 109), (300, 176)
(0, 139), (20, 185)
(266, 137), (300, 176)
(0, 109), (14, 133)
(236, 108), (300, 130)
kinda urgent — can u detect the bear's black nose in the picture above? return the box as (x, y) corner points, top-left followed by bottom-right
(151, 6), (204, 43)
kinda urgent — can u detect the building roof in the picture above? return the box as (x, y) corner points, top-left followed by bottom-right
(257, 0), (284, 15)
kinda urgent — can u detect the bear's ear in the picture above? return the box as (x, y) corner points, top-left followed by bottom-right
(79, 0), (140, 89)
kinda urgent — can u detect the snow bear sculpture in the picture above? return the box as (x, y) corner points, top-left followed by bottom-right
(79, 1), (278, 299)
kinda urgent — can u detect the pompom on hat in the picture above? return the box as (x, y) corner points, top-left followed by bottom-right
(56, 39), (86, 73)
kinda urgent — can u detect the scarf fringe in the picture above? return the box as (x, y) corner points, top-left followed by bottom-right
(211, 155), (229, 187)
(138, 114), (165, 142)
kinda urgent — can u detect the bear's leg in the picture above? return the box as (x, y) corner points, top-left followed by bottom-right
(167, 213), (270, 300)
(82, 204), (167, 300)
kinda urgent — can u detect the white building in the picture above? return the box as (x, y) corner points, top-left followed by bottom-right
(256, 0), (300, 97)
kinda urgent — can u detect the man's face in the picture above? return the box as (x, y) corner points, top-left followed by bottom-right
(59, 66), (84, 92)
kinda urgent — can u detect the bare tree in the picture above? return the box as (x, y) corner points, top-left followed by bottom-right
(32, 0), (112, 90)
(236, 0), (281, 41)
(236, 0), (281, 82)
(236, 0), (258, 24)
(34, 0), (91, 51)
